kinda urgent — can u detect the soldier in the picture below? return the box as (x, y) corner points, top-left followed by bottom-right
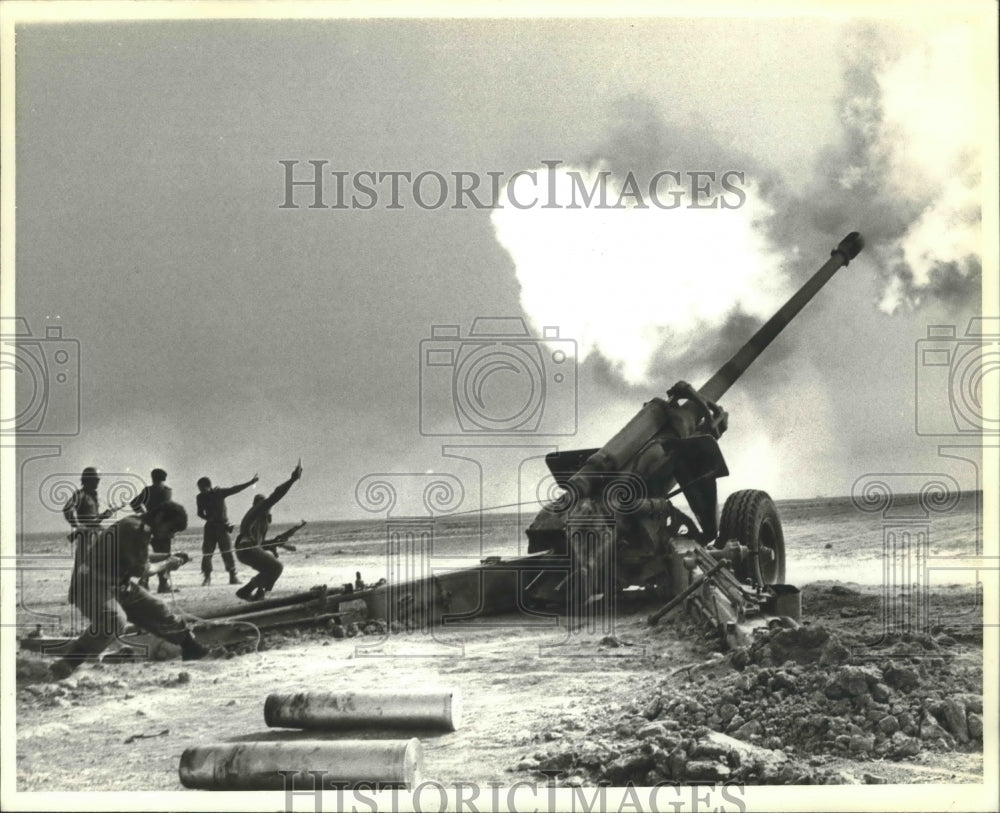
(196, 473), (257, 586)
(63, 466), (111, 535)
(234, 462), (302, 602)
(63, 467), (113, 605)
(50, 501), (209, 680)
(130, 468), (176, 593)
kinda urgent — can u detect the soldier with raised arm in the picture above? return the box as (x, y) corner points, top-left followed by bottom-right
(196, 472), (258, 586)
(234, 462), (302, 602)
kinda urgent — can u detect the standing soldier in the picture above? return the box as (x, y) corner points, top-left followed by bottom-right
(49, 501), (209, 680)
(196, 473), (257, 586)
(63, 466), (111, 534)
(235, 462), (302, 602)
(130, 468), (176, 593)
(63, 467), (112, 605)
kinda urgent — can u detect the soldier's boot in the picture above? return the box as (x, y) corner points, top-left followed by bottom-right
(235, 578), (258, 602)
(180, 632), (210, 661)
(201, 572), (211, 587)
(228, 570), (241, 585)
(49, 641), (89, 681)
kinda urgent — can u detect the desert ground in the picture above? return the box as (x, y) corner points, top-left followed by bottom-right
(12, 495), (986, 792)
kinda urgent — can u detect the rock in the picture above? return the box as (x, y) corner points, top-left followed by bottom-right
(941, 698), (969, 743)
(895, 710), (917, 735)
(562, 775), (584, 788)
(769, 671), (798, 693)
(863, 773), (888, 784)
(538, 752), (574, 772)
(684, 760), (731, 782)
(690, 740), (732, 762)
(918, 711), (952, 743)
(871, 682), (891, 703)
(640, 695), (662, 720)
(765, 626), (834, 664)
(636, 722), (669, 740)
(959, 695), (983, 715)
(819, 638), (851, 666)
(967, 713), (983, 741)
(828, 666), (875, 698)
(732, 720), (762, 740)
(516, 758), (539, 771)
(828, 585), (859, 596)
(877, 715), (900, 735)
(729, 648), (750, 670)
(667, 747), (688, 780)
(889, 732), (921, 757)
(848, 734), (875, 753)
(717, 702), (738, 723)
(576, 743), (612, 768)
(883, 664), (920, 692)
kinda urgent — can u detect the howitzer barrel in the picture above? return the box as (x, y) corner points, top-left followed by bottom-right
(562, 232), (864, 495)
(697, 231), (864, 403)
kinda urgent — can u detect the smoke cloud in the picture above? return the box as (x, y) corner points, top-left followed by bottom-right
(491, 23), (984, 392)
(768, 24), (983, 313)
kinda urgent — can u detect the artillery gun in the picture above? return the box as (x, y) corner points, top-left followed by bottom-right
(521, 232), (865, 640)
(18, 235), (867, 660)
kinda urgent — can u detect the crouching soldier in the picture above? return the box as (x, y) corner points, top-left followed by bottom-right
(50, 501), (209, 681)
(235, 462), (302, 602)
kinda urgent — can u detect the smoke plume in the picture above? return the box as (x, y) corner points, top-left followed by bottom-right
(491, 23), (984, 391)
(766, 24), (983, 313)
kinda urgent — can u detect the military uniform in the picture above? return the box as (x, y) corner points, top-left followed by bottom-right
(51, 515), (205, 678)
(63, 486), (104, 605)
(235, 474), (298, 599)
(131, 481), (175, 592)
(197, 481), (254, 580)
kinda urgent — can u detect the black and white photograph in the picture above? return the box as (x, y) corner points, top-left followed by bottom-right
(1, 2), (997, 811)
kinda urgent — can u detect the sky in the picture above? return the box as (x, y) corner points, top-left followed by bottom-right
(5, 8), (997, 533)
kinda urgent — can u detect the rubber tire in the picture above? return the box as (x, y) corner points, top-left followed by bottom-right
(718, 489), (786, 585)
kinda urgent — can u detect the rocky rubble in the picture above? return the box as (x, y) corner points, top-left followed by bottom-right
(516, 624), (982, 786)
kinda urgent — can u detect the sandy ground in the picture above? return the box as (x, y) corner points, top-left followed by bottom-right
(13, 584), (984, 792)
(11, 500), (987, 793)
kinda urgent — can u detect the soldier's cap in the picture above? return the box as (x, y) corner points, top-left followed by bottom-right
(81, 467), (99, 479)
(151, 468), (167, 482)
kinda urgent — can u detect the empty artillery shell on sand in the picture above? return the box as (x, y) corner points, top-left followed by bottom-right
(264, 689), (461, 732)
(178, 739), (422, 790)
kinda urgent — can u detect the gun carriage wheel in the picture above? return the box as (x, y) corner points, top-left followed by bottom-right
(718, 489), (786, 585)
